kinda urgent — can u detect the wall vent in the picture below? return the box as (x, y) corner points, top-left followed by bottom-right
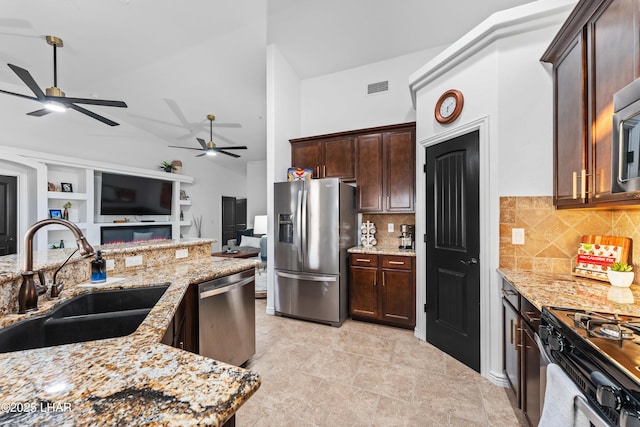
(367, 80), (389, 95)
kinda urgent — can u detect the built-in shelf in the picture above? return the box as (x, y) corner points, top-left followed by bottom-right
(95, 221), (174, 227)
(47, 222), (88, 231)
(48, 192), (88, 200)
(180, 221), (191, 227)
(179, 200), (192, 206)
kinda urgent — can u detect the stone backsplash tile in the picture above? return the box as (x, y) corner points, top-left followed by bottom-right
(500, 196), (640, 282)
(362, 214), (415, 248)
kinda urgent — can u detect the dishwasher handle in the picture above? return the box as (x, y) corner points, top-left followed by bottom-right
(200, 276), (254, 299)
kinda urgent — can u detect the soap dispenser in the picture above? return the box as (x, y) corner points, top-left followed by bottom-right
(91, 250), (107, 283)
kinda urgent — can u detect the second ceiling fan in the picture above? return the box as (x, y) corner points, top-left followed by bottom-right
(169, 114), (247, 158)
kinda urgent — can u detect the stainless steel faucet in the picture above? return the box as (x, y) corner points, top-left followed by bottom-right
(18, 218), (95, 314)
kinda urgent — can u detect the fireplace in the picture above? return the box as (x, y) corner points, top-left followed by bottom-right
(100, 225), (172, 245)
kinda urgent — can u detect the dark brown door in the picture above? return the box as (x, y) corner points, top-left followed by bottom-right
(522, 325), (541, 426)
(355, 134), (384, 212)
(221, 196), (236, 246)
(380, 268), (415, 328)
(350, 265), (379, 319)
(384, 129), (415, 212)
(426, 131), (480, 372)
(0, 176), (17, 255)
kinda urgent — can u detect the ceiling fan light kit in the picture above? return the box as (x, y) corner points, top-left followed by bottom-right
(168, 114), (248, 159)
(0, 35), (127, 126)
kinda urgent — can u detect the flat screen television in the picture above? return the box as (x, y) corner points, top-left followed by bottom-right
(100, 172), (172, 216)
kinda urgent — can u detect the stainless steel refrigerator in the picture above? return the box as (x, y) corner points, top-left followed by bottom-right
(274, 178), (355, 326)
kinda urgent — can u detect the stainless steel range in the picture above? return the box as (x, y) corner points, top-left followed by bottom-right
(539, 306), (640, 426)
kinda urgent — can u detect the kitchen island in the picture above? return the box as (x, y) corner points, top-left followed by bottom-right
(0, 240), (261, 426)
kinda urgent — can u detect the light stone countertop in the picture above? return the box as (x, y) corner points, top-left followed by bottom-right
(499, 268), (640, 315)
(0, 255), (260, 426)
(347, 245), (416, 257)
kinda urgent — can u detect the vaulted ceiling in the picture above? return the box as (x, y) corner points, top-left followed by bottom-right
(0, 0), (534, 166)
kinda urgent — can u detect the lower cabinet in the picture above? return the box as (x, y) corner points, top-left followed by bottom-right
(350, 254), (415, 329)
(162, 283), (197, 353)
(502, 279), (541, 427)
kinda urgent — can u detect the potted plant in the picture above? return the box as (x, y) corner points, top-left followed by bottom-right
(160, 161), (176, 173)
(607, 262), (635, 287)
(62, 201), (71, 220)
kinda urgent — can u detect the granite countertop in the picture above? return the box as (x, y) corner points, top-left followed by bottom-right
(0, 256), (260, 426)
(499, 268), (640, 316)
(348, 245), (416, 257)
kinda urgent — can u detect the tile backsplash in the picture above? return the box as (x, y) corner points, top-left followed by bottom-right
(500, 196), (640, 281)
(362, 214), (415, 248)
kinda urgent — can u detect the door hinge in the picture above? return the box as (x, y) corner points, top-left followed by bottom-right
(423, 164), (427, 173)
(423, 234), (427, 243)
(423, 303), (427, 313)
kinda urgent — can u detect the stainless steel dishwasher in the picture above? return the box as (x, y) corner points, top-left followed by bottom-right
(198, 268), (255, 366)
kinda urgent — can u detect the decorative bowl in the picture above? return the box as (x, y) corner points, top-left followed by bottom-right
(607, 269), (635, 288)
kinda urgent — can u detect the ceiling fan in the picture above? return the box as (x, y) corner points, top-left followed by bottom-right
(169, 114), (247, 158)
(0, 35), (127, 126)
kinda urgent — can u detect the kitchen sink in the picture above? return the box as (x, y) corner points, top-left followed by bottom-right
(0, 285), (169, 354)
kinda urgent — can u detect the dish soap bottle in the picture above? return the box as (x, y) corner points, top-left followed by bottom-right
(91, 250), (107, 283)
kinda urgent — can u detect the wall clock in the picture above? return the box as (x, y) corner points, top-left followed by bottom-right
(435, 89), (464, 124)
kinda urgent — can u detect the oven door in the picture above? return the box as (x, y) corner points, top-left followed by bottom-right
(537, 330), (612, 427)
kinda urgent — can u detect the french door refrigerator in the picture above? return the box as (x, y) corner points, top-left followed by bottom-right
(274, 178), (355, 326)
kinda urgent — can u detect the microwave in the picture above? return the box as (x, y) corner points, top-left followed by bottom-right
(612, 78), (640, 193)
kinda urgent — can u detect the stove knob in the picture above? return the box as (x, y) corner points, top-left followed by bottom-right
(620, 408), (640, 427)
(596, 384), (621, 410)
(548, 333), (564, 352)
(538, 325), (550, 340)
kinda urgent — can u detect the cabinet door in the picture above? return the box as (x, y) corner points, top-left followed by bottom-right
(590, 0), (637, 201)
(503, 299), (520, 403)
(350, 266), (379, 319)
(380, 267), (415, 328)
(291, 141), (322, 178)
(522, 325), (541, 427)
(355, 134), (384, 212)
(384, 129), (415, 212)
(554, 32), (588, 207)
(323, 137), (355, 180)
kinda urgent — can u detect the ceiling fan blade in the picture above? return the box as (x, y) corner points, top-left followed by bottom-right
(56, 97), (127, 108)
(213, 146), (248, 150)
(169, 145), (205, 151)
(218, 150), (241, 158)
(27, 108), (53, 117)
(196, 153), (207, 157)
(7, 64), (45, 99)
(0, 88), (39, 101)
(196, 138), (207, 150)
(67, 104), (119, 126)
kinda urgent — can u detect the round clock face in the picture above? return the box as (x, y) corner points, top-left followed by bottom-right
(439, 96), (457, 118)
(435, 89), (464, 124)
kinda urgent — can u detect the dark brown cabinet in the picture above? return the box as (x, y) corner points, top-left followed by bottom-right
(290, 136), (355, 180)
(162, 284), (197, 353)
(543, 0), (640, 208)
(356, 127), (415, 213)
(502, 279), (541, 427)
(290, 122), (416, 212)
(350, 254), (415, 329)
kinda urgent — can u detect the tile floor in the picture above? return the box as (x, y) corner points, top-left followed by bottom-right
(236, 299), (527, 426)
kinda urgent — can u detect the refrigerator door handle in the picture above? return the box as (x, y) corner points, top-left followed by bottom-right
(296, 189), (303, 263)
(301, 188), (308, 262)
(276, 271), (337, 282)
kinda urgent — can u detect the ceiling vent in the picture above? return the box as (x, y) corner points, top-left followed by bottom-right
(367, 80), (389, 95)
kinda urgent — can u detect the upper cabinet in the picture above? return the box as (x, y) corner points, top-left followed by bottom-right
(542, 0), (640, 208)
(290, 122), (416, 213)
(290, 136), (355, 180)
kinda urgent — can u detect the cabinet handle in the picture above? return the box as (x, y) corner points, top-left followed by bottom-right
(503, 289), (517, 297)
(323, 165), (326, 176)
(573, 171), (577, 199)
(356, 258), (371, 262)
(524, 311), (540, 323)
(580, 168), (587, 199)
(386, 196), (390, 209)
(379, 196), (382, 209)
(510, 319), (514, 344)
(388, 261), (404, 265)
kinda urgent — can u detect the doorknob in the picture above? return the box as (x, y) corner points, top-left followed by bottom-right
(459, 258), (478, 265)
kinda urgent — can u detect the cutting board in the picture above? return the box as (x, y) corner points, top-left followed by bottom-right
(573, 235), (632, 281)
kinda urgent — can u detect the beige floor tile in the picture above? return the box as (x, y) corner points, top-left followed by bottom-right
(239, 299), (526, 427)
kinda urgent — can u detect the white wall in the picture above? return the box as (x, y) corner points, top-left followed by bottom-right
(266, 44), (301, 313)
(410, 0), (575, 384)
(300, 48), (444, 136)
(246, 159), (268, 225)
